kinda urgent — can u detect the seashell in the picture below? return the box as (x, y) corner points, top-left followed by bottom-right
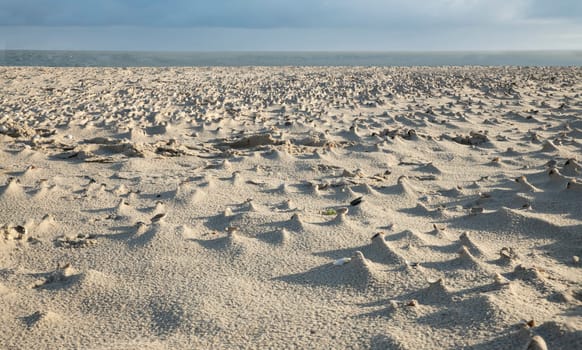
(226, 226), (239, 233)
(370, 232), (384, 240)
(333, 257), (352, 266)
(134, 221), (148, 232)
(350, 196), (363, 206)
(500, 247), (518, 260)
(150, 213), (166, 223)
(470, 207), (484, 214)
(406, 300), (418, 307)
(336, 207), (349, 215)
(14, 225), (27, 235)
(526, 335), (548, 350)
(223, 207), (233, 217)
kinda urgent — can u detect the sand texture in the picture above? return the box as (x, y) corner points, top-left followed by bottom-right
(0, 66), (581, 349)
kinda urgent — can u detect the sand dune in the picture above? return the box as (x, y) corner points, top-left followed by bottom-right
(1, 66), (581, 349)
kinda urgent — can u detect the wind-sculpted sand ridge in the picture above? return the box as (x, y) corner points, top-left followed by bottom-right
(0, 66), (581, 349)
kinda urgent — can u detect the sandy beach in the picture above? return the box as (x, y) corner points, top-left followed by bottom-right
(0, 66), (581, 349)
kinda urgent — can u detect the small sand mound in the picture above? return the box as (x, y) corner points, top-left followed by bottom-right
(33, 263), (78, 289)
(367, 232), (407, 265)
(458, 232), (484, 257)
(21, 310), (64, 329)
(0, 178), (27, 200)
(514, 175), (540, 192)
(260, 228), (291, 245)
(333, 251), (377, 288)
(541, 140), (559, 152)
(172, 183), (206, 207)
(416, 278), (452, 305)
(454, 245), (485, 270)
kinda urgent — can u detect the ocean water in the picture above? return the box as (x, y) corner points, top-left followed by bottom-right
(1, 50), (581, 67)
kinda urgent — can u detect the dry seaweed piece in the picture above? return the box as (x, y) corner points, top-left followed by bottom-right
(55, 234), (97, 248)
(225, 133), (283, 149)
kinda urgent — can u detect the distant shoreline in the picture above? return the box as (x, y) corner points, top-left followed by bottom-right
(2, 50), (582, 67)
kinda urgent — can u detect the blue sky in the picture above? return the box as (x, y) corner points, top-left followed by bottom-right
(1, 0), (581, 51)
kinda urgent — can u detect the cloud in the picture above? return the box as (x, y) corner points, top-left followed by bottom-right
(1, 0), (579, 29)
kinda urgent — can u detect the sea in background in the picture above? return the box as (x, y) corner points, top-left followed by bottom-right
(1, 50), (582, 67)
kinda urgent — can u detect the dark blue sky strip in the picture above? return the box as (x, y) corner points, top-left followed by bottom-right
(1, 1), (581, 50)
(1, 0), (581, 27)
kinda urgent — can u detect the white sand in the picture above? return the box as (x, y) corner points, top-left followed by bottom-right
(0, 66), (581, 349)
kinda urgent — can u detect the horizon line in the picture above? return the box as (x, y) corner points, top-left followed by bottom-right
(3, 49), (582, 53)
